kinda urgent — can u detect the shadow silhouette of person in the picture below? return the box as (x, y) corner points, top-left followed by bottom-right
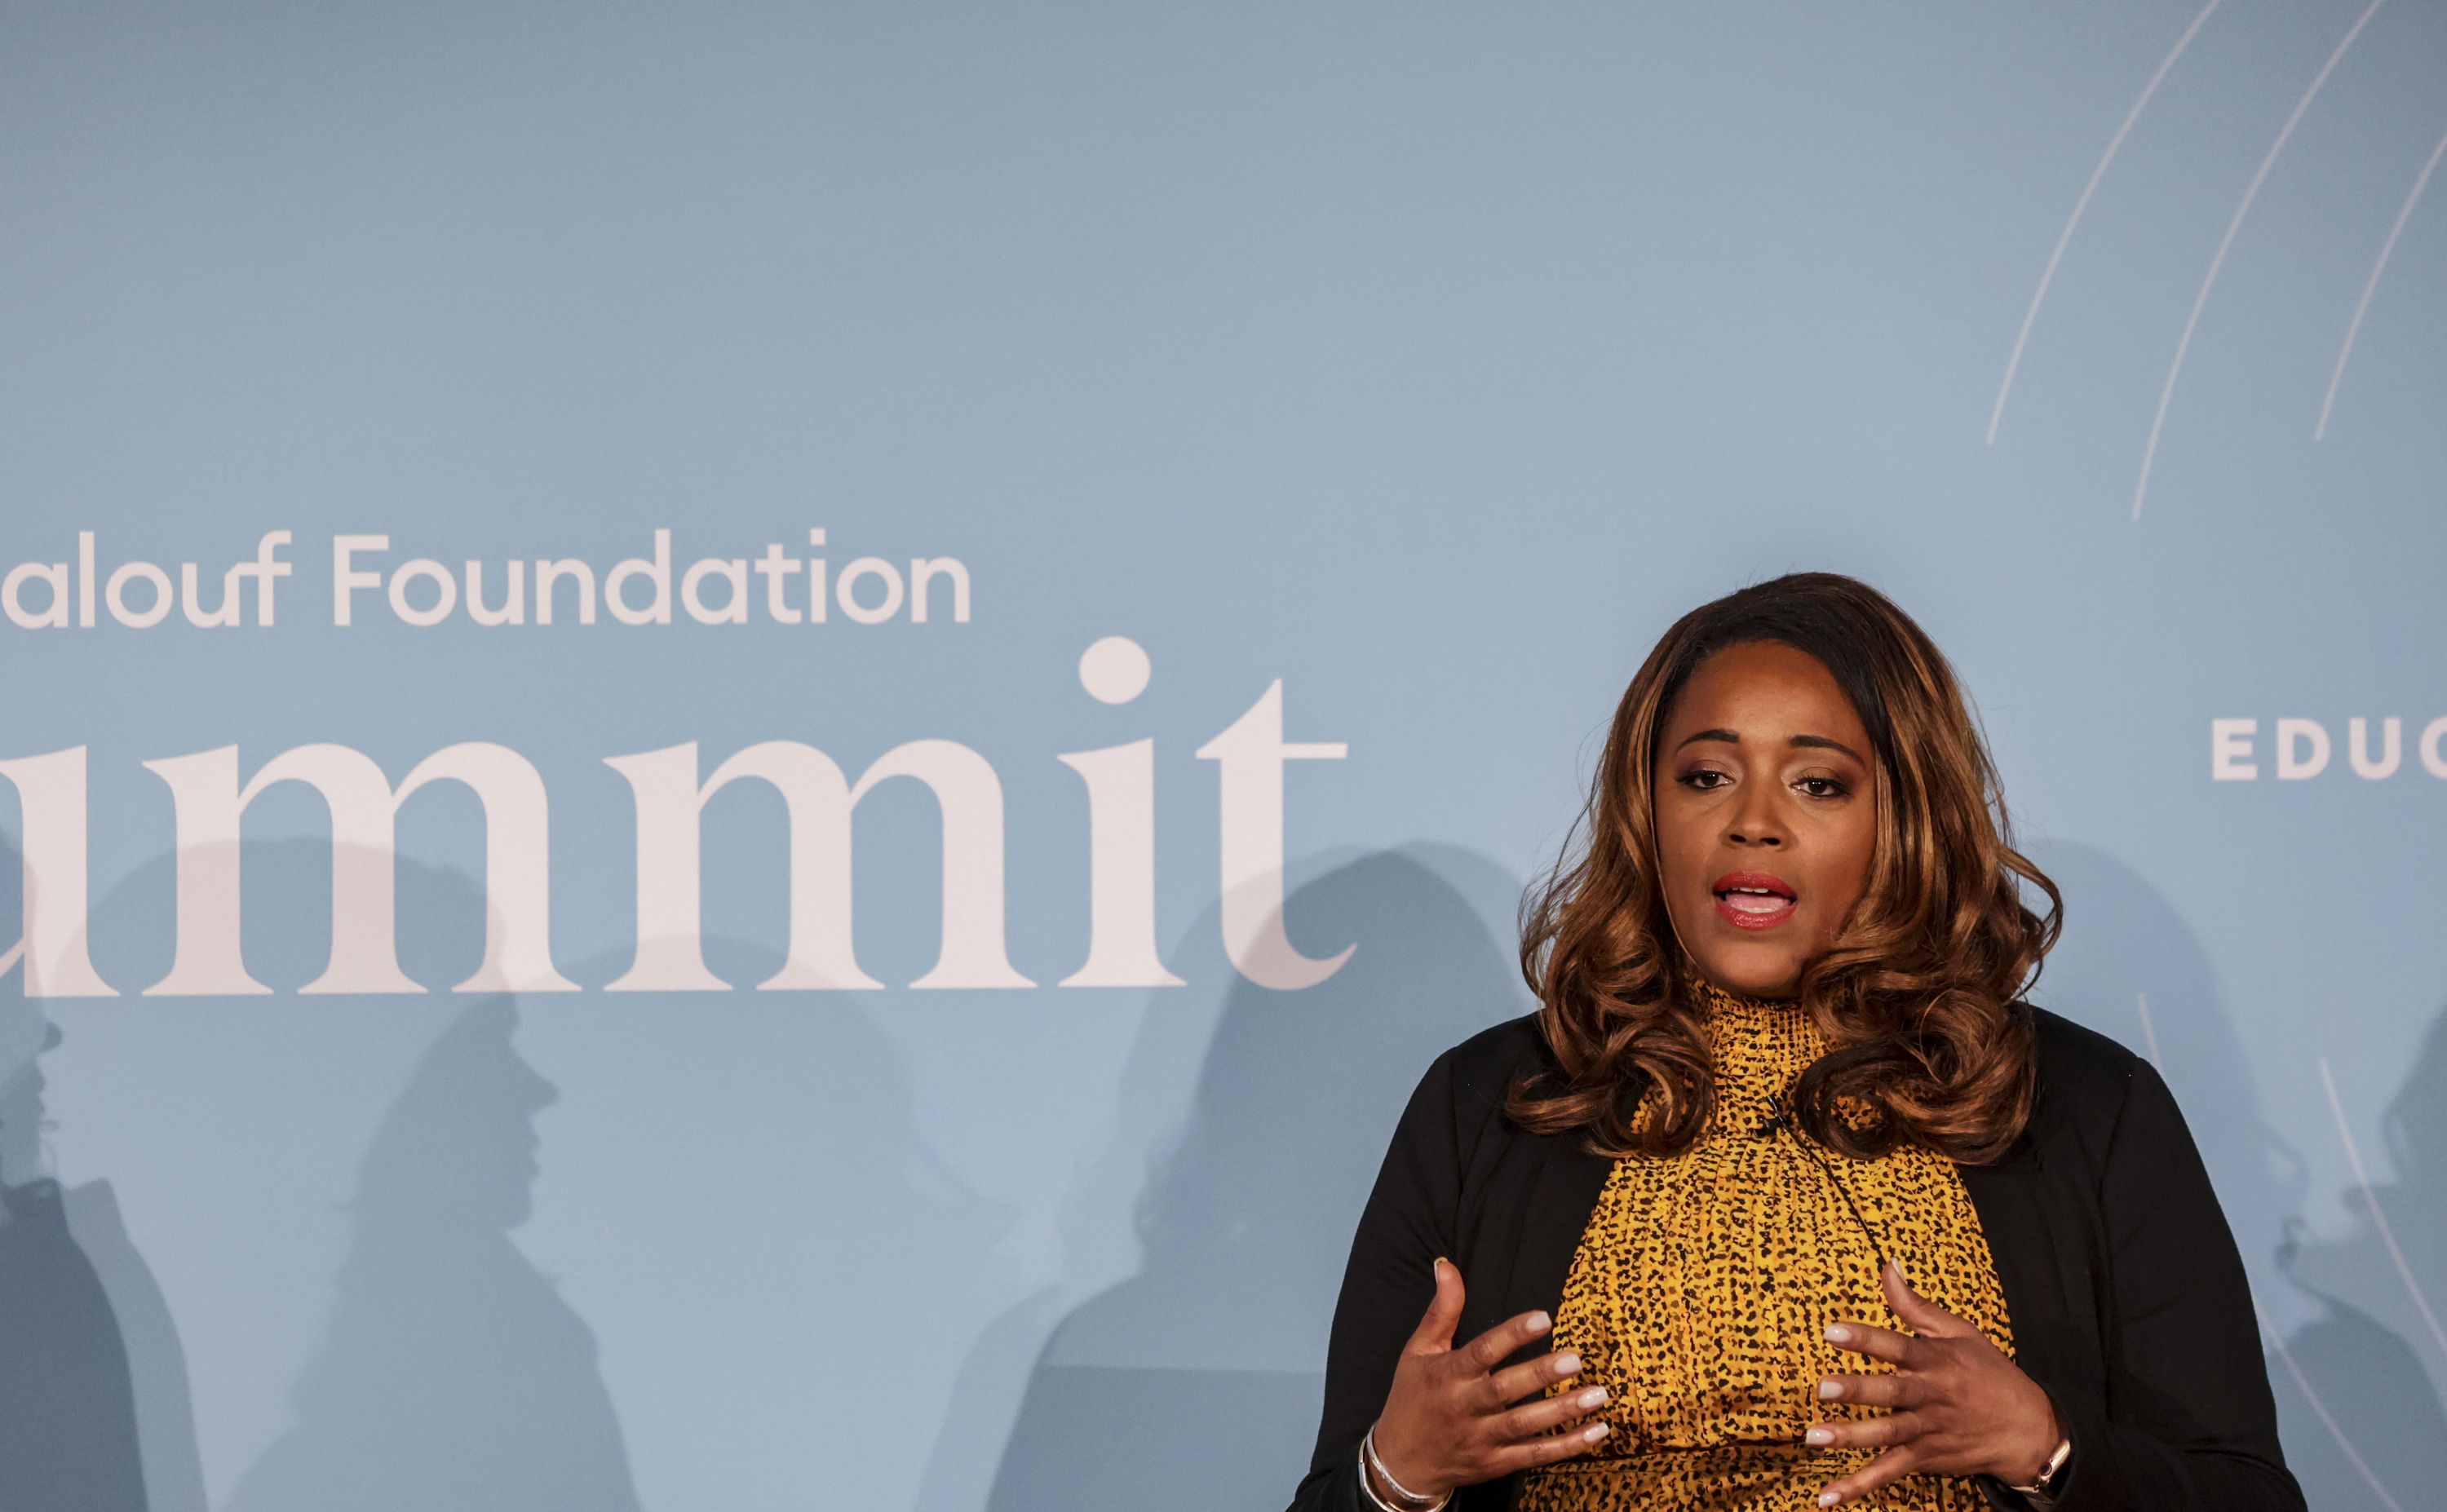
(2022, 842), (2305, 1307)
(979, 844), (1527, 1512)
(222, 988), (644, 1512)
(0, 833), (167, 1511)
(2030, 839), (2447, 1510)
(75, 838), (644, 1507)
(2278, 998), (2447, 1509)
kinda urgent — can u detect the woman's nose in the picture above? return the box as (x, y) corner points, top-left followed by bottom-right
(1727, 790), (1787, 847)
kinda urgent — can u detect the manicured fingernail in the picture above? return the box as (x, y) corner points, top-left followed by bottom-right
(1433, 1257), (1449, 1279)
(1824, 1325), (1851, 1345)
(1816, 1379), (1840, 1400)
(1551, 1351), (1582, 1375)
(1805, 1426), (1834, 1446)
(1577, 1386), (1608, 1408)
(1817, 1494), (1840, 1508)
(1583, 1423), (1610, 1443)
(1527, 1311), (1551, 1334)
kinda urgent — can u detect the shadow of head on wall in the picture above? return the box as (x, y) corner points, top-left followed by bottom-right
(85, 827), (1020, 1512)
(2028, 840), (2447, 1510)
(148, 842), (648, 1512)
(2021, 839), (2307, 1262)
(982, 842), (1529, 1512)
(0, 831), (153, 1512)
(54, 838), (645, 1512)
(2276, 996), (2447, 1510)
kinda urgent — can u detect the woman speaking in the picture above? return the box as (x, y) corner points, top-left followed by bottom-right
(1287, 573), (2301, 1512)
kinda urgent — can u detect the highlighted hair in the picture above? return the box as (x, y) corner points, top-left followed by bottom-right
(1505, 572), (2060, 1165)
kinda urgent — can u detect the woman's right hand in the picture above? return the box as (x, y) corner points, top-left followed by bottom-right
(1365, 1257), (1613, 1500)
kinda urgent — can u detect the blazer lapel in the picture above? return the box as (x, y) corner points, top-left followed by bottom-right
(1959, 1138), (2107, 1414)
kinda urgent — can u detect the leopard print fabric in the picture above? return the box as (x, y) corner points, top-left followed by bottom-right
(1511, 974), (2013, 1511)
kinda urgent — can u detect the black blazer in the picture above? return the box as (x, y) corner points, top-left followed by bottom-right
(1288, 1005), (2303, 1512)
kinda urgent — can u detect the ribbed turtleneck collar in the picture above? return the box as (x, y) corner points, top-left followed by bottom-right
(1684, 968), (1822, 1102)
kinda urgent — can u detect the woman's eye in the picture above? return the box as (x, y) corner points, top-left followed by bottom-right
(1680, 770), (1730, 790)
(1797, 776), (1847, 798)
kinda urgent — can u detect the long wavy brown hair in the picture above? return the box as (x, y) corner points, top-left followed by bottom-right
(1504, 572), (2061, 1165)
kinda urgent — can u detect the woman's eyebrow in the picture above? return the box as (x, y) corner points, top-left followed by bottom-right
(1674, 728), (1866, 763)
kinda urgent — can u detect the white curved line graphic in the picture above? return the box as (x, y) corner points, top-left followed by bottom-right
(2316, 123), (2447, 440)
(2134, 992), (2165, 1070)
(2151, 1015), (2405, 1505)
(1987, 0), (2223, 445)
(2317, 1058), (2447, 1363)
(2131, 0), (2388, 521)
(2257, 1298), (2408, 1512)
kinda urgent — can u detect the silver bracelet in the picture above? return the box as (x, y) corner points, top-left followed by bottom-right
(1361, 1424), (1451, 1511)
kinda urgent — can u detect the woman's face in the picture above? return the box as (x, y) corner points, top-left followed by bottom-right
(1649, 639), (1878, 999)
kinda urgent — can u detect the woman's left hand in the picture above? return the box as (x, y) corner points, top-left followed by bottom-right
(1805, 1259), (2064, 1507)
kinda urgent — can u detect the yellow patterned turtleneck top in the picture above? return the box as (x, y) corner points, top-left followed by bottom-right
(1514, 973), (2013, 1512)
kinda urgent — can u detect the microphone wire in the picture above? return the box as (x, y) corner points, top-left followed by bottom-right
(1753, 1091), (1892, 1274)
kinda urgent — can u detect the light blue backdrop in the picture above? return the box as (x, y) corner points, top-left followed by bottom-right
(2, 2), (2442, 1508)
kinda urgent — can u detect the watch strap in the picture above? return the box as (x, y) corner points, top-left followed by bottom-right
(2002, 1434), (2073, 1496)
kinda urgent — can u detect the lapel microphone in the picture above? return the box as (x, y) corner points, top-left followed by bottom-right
(1751, 1093), (1892, 1271)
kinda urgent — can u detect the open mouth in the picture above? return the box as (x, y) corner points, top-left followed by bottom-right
(1712, 871), (1797, 931)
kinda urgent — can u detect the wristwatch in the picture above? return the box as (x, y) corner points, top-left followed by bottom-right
(2001, 1435), (2072, 1508)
